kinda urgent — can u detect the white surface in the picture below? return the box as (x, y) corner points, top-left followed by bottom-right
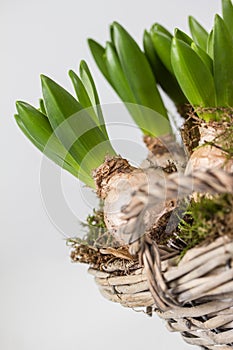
(2, 0), (220, 349)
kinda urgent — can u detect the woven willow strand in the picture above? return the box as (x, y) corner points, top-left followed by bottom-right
(141, 171), (233, 312)
(90, 237), (233, 349)
(88, 169), (233, 349)
(121, 169), (233, 245)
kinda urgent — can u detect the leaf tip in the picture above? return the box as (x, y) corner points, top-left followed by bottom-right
(174, 28), (178, 36)
(14, 113), (20, 121)
(40, 74), (51, 88)
(105, 40), (112, 49)
(68, 69), (74, 78)
(15, 100), (27, 112)
(188, 15), (194, 24)
(111, 21), (124, 35)
(15, 100), (21, 108)
(112, 21), (120, 27)
(143, 29), (149, 38)
(150, 23), (159, 32)
(79, 59), (89, 73)
(214, 13), (222, 23)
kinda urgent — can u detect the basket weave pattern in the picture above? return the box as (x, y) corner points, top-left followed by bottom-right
(71, 167), (233, 349)
(89, 236), (233, 349)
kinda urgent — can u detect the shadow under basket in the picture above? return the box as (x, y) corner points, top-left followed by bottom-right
(87, 235), (233, 350)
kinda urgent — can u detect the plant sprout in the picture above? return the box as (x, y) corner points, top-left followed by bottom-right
(14, 0), (233, 247)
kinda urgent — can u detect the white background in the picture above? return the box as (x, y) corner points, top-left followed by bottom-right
(2, 1), (220, 349)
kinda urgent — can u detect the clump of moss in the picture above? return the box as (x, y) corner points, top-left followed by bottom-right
(67, 201), (122, 270)
(67, 204), (120, 249)
(178, 193), (233, 258)
(68, 204), (136, 270)
(68, 193), (233, 265)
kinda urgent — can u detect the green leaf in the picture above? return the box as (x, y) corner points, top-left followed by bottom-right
(189, 16), (208, 51)
(112, 22), (167, 115)
(207, 30), (214, 58)
(150, 23), (172, 38)
(105, 41), (136, 103)
(150, 29), (173, 74)
(69, 69), (101, 127)
(88, 39), (112, 83)
(104, 40), (169, 136)
(143, 30), (161, 75)
(79, 60), (107, 137)
(109, 23), (115, 44)
(175, 28), (193, 45)
(213, 14), (233, 106)
(191, 42), (213, 74)
(89, 23), (171, 136)
(222, 0), (233, 39)
(112, 22), (170, 134)
(16, 114), (92, 185)
(69, 70), (93, 108)
(79, 61), (97, 107)
(41, 75), (116, 175)
(113, 22), (170, 134)
(15, 101), (94, 186)
(113, 22), (167, 117)
(41, 74), (83, 130)
(39, 98), (47, 115)
(143, 30), (187, 106)
(171, 38), (216, 119)
(88, 38), (137, 103)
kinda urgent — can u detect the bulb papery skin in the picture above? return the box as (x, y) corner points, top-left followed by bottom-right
(185, 123), (233, 174)
(103, 170), (146, 238)
(93, 137), (184, 246)
(103, 166), (169, 245)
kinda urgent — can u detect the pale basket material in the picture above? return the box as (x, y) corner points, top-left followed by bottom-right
(81, 169), (233, 349)
(89, 236), (233, 349)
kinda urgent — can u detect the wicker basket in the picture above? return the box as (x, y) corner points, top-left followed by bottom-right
(70, 168), (233, 349)
(88, 236), (233, 349)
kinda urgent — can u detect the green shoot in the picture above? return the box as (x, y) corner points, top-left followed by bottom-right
(15, 102), (94, 187)
(191, 43), (213, 73)
(189, 16), (208, 51)
(89, 22), (171, 137)
(150, 27), (173, 74)
(213, 15), (233, 106)
(222, 0), (233, 39)
(143, 30), (187, 106)
(15, 64), (117, 187)
(175, 28), (193, 45)
(171, 38), (216, 121)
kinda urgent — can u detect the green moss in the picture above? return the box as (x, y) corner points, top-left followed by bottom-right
(86, 208), (106, 229)
(67, 193), (233, 261)
(178, 193), (233, 258)
(67, 202), (120, 248)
